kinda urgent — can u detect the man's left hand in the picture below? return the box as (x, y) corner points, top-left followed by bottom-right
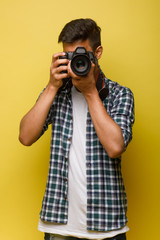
(67, 61), (97, 96)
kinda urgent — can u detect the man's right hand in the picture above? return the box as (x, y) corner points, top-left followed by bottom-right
(49, 52), (69, 89)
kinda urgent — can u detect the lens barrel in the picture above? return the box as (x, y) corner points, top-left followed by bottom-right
(71, 54), (91, 76)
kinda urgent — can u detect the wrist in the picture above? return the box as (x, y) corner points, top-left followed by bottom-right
(42, 82), (59, 103)
(47, 82), (59, 94)
(84, 87), (99, 101)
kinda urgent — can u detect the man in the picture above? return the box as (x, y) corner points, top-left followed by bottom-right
(19, 18), (134, 240)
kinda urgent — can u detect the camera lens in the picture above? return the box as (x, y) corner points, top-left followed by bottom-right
(76, 59), (85, 69)
(71, 55), (91, 76)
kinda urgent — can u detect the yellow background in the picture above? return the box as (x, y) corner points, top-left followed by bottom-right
(0, 0), (159, 239)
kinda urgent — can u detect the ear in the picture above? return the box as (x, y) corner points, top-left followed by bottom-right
(94, 46), (103, 60)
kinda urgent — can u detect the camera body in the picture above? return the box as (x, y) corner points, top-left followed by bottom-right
(59, 46), (96, 76)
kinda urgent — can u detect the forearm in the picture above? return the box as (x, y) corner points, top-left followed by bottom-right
(84, 88), (125, 158)
(19, 83), (58, 146)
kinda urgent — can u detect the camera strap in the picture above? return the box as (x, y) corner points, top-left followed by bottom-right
(96, 69), (109, 101)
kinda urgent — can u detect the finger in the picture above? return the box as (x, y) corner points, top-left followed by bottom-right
(54, 72), (69, 80)
(54, 58), (69, 68)
(50, 53), (64, 69)
(51, 58), (69, 72)
(52, 52), (65, 61)
(57, 65), (68, 74)
(50, 66), (68, 77)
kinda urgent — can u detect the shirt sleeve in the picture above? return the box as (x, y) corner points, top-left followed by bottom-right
(110, 86), (135, 148)
(36, 88), (55, 139)
(38, 105), (54, 138)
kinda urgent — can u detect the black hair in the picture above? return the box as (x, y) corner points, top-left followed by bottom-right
(58, 18), (101, 52)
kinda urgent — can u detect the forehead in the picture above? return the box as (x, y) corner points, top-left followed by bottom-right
(63, 39), (93, 52)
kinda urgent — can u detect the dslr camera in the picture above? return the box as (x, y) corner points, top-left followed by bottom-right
(59, 46), (96, 77)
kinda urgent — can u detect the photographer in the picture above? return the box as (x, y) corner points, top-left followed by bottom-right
(19, 18), (134, 240)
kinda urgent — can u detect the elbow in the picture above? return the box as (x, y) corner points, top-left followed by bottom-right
(107, 144), (125, 159)
(19, 133), (33, 146)
(108, 151), (122, 159)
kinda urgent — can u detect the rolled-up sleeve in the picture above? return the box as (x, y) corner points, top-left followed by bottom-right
(39, 105), (54, 138)
(36, 88), (55, 139)
(110, 87), (135, 148)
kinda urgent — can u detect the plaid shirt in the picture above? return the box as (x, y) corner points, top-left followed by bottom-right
(39, 69), (135, 231)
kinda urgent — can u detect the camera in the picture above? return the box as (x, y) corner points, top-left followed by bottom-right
(59, 46), (96, 76)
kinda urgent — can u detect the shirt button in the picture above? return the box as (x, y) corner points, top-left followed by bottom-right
(68, 137), (71, 142)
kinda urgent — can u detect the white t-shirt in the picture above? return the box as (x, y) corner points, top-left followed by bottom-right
(38, 86), (129, 239)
